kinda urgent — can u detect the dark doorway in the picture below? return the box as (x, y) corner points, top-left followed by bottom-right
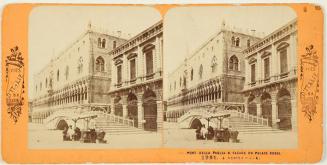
(190, 118), (202, 129)
(127, 93), (138, 127)
(143, 89), (157, 131)
(277, 89), (292, 130)
(56, 119), (68, 130)
(261, 92), (272, 126)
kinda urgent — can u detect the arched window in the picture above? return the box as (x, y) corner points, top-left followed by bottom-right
(49, 78), (52, 88)
(96, 56), (105, 72)
(211, 56), (217, 73)
(247, 39), (251, 48)
(45, 78), (48, 88)
(102, 39), (106, 48)
(229, 55), (239, 71)
(78, 57), (83, 74)
(190, 68), (194, 81)
(113, 41), (117, 49)
(97, 38), (101, 47)
(235, 37), (240, 47)
(174, 81), (176, 90)
(231, 36), (235, 46)
(65, 66), (69, 80)
(199, 64), (203, 79)
(57, 70), (60, 81)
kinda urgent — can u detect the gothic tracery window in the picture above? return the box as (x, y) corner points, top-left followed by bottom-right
(78, 56), (83, 74)
(95, 56), (105, 72)
(211, 56), (217, 73)
(57, 70), (60, 81)
(97, 38), (101, 47)
(229, 55), (239, 71)
(199, 64), (203, 79)
(113, 41), (117, 49)
(102, 39), (106, 48)
(247, 39), (251, 48)
(65, 66), (69, 80)
(235, 37), (240, 47)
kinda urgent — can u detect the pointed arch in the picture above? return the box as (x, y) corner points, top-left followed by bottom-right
(96, 56), (105, 72)
(211, 56), (217, 73)
(199, 64), (203, 79)
(229, 55), (239, 71)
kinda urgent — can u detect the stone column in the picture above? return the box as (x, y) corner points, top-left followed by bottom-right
(137, 101), (144, 129)
(289, 33), (297, 76)
(122, 95), (128, 118)
(271, 44), (278, 80)
(156, 100), (163, 130)
(244, 100), (249, 114)
(155, 36), (160, 74)
(257, 53), (262, 84)
(271, 92), (279, 129)
(110, 96), (115, 115)
(137, 46), (143, 82)
(122, 105), (128, 118)
(256, 103), (262, 117)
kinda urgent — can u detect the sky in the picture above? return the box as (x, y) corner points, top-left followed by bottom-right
(162, 6), (297, 99)
(163, 6), (297, 75)
(28, 6), (161, 97)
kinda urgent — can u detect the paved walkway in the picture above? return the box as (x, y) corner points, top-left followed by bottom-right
(162, 122), (298, 149)
(29, 122), (297, 149)
(29, 123), (162, 149)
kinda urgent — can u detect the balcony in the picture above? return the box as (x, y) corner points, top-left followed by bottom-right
(116, 82), (122, 88)
(129, 78), (136, 85)
(249, 81), (256, 87)
(280, 72), (289, 79)
(145, 73), (155, 80)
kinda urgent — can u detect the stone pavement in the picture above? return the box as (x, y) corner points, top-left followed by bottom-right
(29, 123), (162, 149)
(162, 122), (297, 149)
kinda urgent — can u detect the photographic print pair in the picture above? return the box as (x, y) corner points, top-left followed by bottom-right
(28, 5), (298, 149)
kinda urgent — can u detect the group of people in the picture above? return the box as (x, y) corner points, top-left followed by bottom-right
(62, 125), (107, 143)
(195, 124), (239, 142)
(195, 124), (215, 140)
(63, 125), (82, 141)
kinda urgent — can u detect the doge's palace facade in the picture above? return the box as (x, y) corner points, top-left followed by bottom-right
(30, 24), (126, 123)
(166, 22), (261, 122)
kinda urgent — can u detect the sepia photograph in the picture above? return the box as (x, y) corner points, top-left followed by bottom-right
(28, 6), (163, 149)
(163, 6), (298, 149)
(1, 2), (324, 163)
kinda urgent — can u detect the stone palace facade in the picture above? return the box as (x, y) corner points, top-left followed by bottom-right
(30, 20), (163, 132)
(109, 21), (163, 131)
(30, 23), (126, 124)
(243, 19), (297, 131)
(166, 19), (298, 131)
(166, 22), (261, 122)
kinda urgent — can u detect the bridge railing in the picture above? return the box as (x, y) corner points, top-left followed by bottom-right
(233, 111), (269, 127)
(97, 112), (134, 127)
